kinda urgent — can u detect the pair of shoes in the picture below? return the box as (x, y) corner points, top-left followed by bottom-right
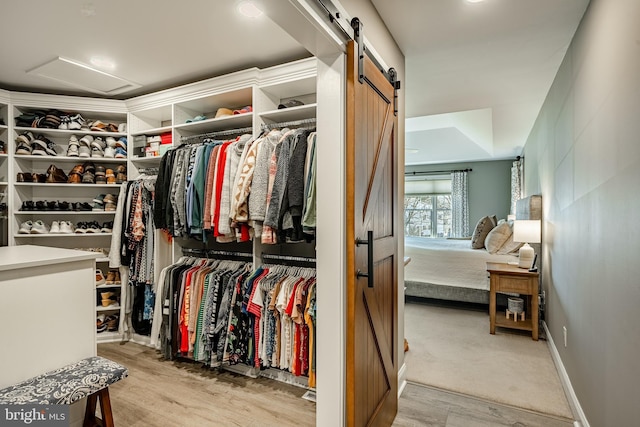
(105, 269), (121, 285)
(19, 219), (50, 234)
(82, 162), (96, 184)
(15, 131), (35, 155)
(106, 168), (116, 184)
(72, 202), (92, 211)
(31, 134), (58, 156)
(92, 194), (105, 211)
(116, 164), (127, 183)
(16, 172), (46, 183)
(106, 314), (119, 331)
(75, 221), (102, 233)
(103, 193), (117, 211)
(100, 221), (113, 233)
(33, 200), (70, 211)
(95, 165), (106, 184)
(51, 221), (74, 234)
(97, 314), (108, 333)
(59, 114), (85, 130)
(67, 135), (79, 157)
(45, 164), (68, 183)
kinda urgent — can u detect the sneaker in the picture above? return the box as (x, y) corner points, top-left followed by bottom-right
(16, 131), (35, 146)
(96, 269), (106, 286)
(86, 221), (101, 233)
(100, 221), (113, 233)
(106, 314), (119, 331)
(97, 314), (107, 333)
(104, 146), (116, 158)
(15, 141), (32, 155)
(59, 221), (74, 234)
(79, 135), (94, 147)
(114, 147), (127, 159)
(18, 220), (33, 234)
(69, 114), (85, 130)
(30, 220), (50, 234)
(50, 220), (61, 233)
(67, 144), (79, 157)
(116, 137), (127, 149)
(75, 222), (88, 233)
(92, 200), (105, 211)
(103, 193), (117, 204)
(79, 145), (91, 158)
(118, 123), (127, 133)
(91, 146), (104, 157)
(91, 137), (107, 149)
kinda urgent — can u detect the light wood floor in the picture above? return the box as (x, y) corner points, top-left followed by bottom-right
(99, 342), (574, 426)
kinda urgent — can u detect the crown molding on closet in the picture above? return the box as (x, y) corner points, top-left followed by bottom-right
(0, 89), (10, 104)
(8, 91), (126, 113)
(259, 57), (317, 88)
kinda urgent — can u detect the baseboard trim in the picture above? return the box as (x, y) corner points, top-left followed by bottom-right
(398, 362), (407, 398)
(543, 321), (589, 427)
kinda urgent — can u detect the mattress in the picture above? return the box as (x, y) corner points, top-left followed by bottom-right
(404, 237), (518, 291)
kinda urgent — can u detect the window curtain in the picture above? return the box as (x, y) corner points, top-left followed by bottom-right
(510, 158), (523, 215)
(451, 171), (469, 237)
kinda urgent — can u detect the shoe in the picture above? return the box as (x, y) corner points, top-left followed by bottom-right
(105, 136), (117, 147)
(86, 221), (101, 233)
(104, 146), (116, 158)
(46, 200), (59, 211)
(93, 194), (106, 203)
(32, 173), (46, 183)
(75, 222), (88, 233)
(67, 144), (79, 157)
(116, 137), (127, 149)
(90, 120), (108, 132)
(103, 194), (117, 204)
(45, 165), (68, 183)
(69, 114), (85, 130)
(30, 220), (50, 234)
(105, 169), (116, 184)
(105, 270), (116, 285)
(118, 123), (127, 133)
(20, 201), (35, 211)
(100, 221), (113, 233)
(58, 201), (71, 211)
(106, 314), (119, 331)
(15, 141), (32, 155)
(68, 173), (82, 184)
(79, 145), (91, 158)
(50, 221), (61, 233)
(83, 162), (96, 173)
(18, 221), (33, 234)
(16, 131), (35, 146)
(91, 146), (104, 157)
(96, 269), (106, 286)
(114, 147), (127, 159)
(79, 135), (94, 147)
(91, 137), (107, 149)
(59, 221), (74, 234)
(35, 201), (47, 211)
(82, 171), (95, 184)
(97, 314), (107, 333)
(114, 270), (122, 284)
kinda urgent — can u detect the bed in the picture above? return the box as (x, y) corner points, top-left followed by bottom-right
(404, 195), (542, 304)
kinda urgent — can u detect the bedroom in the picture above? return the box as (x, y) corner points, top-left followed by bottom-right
(396, 0), (639, 425)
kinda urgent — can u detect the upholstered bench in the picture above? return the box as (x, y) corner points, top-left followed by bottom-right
(0, 356), (128, 427)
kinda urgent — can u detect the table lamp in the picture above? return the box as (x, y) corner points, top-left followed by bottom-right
(513, 220), (541, 268)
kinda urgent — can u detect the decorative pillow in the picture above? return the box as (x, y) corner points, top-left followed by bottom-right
(496, 234), (524, 255)
(485, 222), (512, 254)
(471, 215), (497, 249)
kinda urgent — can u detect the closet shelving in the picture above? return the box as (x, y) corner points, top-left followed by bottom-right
(5, 97), (128, 343)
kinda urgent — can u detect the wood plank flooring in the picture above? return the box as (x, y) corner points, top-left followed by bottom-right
(393, 382), (574, 427)
(99, 342), (574, 426)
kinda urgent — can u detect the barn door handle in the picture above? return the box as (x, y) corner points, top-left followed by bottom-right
(356, 230), (374, 288)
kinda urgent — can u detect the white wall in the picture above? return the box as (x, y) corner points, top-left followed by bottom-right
(523, 0), (640, 424)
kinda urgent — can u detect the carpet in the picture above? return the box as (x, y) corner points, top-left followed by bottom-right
(403, 301), (573, 419)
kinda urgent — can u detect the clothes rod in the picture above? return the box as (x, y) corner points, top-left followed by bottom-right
(180, 126), (254, 143)
(182, 248), (253, 259)
(261, 117), (316, 131)
(405, 168), (472, 176)
(261, 254), (317, 264)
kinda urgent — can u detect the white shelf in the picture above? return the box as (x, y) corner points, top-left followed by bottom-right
(0, 182), (7, 186)
(0, 154), (8, 158)
(0, 124), (7, 129)
(173, 112), (252, 134)
(96, 283), (122, 289)
(14, 183), (123, 188)
(96, 305), (120, 312)
(130, 125), (172, 136)
(14, 154), (127, 163)
(96, 331), (123, 343)
(130, 156), (162, 164)
(96, 257), (110, 263)
(14, 211), (116, 215)
(259, 103), (317, 123)
(14, 127), (126, 138)
(15, 233), (113, 238)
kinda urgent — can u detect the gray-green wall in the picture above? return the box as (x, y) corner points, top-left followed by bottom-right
(406, 160), (513, 230)
(523, 0), (640, 424)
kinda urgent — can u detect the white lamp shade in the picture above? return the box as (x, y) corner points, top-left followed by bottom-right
(513, 220), (541, 244)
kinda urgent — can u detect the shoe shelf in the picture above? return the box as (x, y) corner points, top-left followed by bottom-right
(96, 305), (120, 312)
(130, 125), (172, 137)
(14, 233), (113, 238)
(13, 127), (126, 138)
(14, 154), (127, 163)
(0, 154), (7, 158)
(14, 211), (116, 215)
(96, 331), (122, 342)
(0, 182), (7, 186)
(130, 156), (162, 166)
(14, 182), (122, 188)
(259, 103), (317, 123)
(96, 283), (122, 289)
(173, 111), (253, 135)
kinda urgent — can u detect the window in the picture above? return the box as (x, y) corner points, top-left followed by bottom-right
(404, 194), (452, 238)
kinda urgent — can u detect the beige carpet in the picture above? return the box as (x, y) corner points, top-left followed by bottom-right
(403, 301), (573, 419)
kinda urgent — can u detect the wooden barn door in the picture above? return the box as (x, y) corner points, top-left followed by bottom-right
(346, 39), (399, 427)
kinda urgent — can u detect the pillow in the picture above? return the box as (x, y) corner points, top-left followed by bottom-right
(471, 215), (497, 249)
(485, 222), (512, 254)
(496, 234), (524, 255)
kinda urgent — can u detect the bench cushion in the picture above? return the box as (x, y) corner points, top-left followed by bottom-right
(0, 356), (128, 405)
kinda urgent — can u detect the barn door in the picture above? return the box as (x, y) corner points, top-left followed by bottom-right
(346, 39), (399, 427)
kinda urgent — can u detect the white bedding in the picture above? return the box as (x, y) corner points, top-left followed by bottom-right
(404, 237), (518, 290)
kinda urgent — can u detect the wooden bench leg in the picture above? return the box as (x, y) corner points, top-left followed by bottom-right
(83, 388), (114, 427)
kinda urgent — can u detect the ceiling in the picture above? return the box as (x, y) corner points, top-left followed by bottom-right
(0, 0), (590, 166)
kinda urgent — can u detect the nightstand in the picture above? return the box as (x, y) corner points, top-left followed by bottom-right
(486, 262), (539, 340)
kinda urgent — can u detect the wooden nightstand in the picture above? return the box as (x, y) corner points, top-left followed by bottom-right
(486, 262), (539, 340)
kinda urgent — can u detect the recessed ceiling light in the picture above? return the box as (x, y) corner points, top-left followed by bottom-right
(90, 56), (115, 71)
(466, 0), (485, 3)
(237, 1), (263, 18)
